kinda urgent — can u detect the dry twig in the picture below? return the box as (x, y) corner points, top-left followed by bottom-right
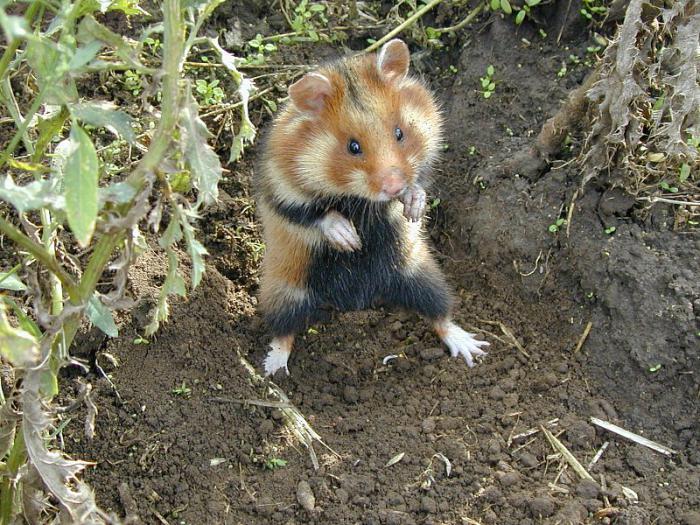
(590, 417), (678, 456)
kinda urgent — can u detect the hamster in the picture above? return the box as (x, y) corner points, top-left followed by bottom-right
(254, 39), (489, 376)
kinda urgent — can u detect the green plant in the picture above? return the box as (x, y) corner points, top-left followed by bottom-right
(195, 78), (225, 106)
(245, 33), (278, 66)
(123, 69), (144, 96)
(548, 218), (566, 233)
(264, 457), (288, 470)
(514, 0), (541, 25)
(480, 65), (496, 99)
(580, 0), (608, 23)
(604, 226), (616, 234)
(0, 0), (253, 522)
(487, 0), (542, 25)
(172, 381), (192, 398)
(144, 36), (163, 55)
(289, 0), (329, 42)
(659, 181), (679, 193)
(489, 0), (514, 15)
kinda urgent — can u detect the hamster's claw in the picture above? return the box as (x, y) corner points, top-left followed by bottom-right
(319, 211), (362, 252)
(400, 184), (427, 222)
(438, 321), (489, 368)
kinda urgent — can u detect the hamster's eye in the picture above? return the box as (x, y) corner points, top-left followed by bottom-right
(347, 139), (362, 155)
(395, 127), (404, 141)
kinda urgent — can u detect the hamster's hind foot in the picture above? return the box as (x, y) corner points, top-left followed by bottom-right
(264, 335), (294, 376)
(435, 320), (489, 368)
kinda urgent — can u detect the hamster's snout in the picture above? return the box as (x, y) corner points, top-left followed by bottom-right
(378, 166), (407, 200)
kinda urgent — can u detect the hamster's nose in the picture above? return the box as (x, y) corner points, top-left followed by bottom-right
(379, 167), (407, 199)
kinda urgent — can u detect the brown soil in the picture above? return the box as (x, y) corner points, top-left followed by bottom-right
(63, 5), (699, 525)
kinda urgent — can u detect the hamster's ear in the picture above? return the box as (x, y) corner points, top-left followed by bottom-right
(377, 39), (410, 82)
(288, 72), (332, 113)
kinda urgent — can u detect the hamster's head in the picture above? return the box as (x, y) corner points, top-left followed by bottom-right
(278, 39), (443, 201)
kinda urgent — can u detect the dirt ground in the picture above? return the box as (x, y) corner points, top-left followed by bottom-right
(63, 4), (699, 525)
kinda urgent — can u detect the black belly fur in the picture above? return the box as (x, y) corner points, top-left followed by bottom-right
(265, 197), (452, 336)
(307, 198), (402, 311)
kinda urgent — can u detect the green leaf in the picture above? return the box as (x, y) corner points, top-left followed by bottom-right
(86, 294), (118, 337)
(180, 207), (208, 289)
(169, 171), (191, 194)
(68, 40), (103, 71)
(103, 0), (150, 15)
(69, 101), (136, 143)
(0, 175), (65, 213)
(0, 305), (39, 367)
(34, 106), (70, 163)
(0, 271), (26, 291)
(159, 214), (183, 248)
(490, 0), (500, 9)
(64, 125), (99, 248)
(100, 181), (138, 205)
(77, 16), (143, 70)
(0, 12), (29, 42)
(144, 248), (187, 336)
(679, 163), (690, 182)
(186, 236), (207, 289)
(526, 0), (541, 6)
(500, 0), (512, 14)
(37, 368), (59, 398)
(25, 39), (76, 104)
(483, 91), (492, 99)
(487, 65), (495, 77)
(180, 87), (223, 207)
(1, 297), (41, 338)
(208, 36), (244, 83)
(515, 9), (526, 24)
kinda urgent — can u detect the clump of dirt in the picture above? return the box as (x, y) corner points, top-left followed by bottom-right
(63, 5), (699, 525)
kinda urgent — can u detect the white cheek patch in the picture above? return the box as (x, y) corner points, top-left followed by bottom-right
(346, 168), (372, 197)
(263, 157), (310, 206)
(402, 104), (441, 162)
(295, 132), (337, 191)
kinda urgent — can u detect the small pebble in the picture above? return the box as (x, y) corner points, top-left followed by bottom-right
(680, 511), (700, 525)
(420, 347), (445, 361)
(489, 386), (505, 400)
(529, 496), (556, 518)
(421, 417), (436, 434)
(296, 480), (315, 512)
(518, 451), (538, 468)
(420, 496), (437, 514)
(496, 471), (520, 487)
(575, 479), (600, 499)
(343, 385), (359, 403)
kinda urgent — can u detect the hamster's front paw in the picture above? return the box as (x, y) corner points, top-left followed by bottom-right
(400, 184), (427, 222)
(437, 321), (489, 368)
(318, 211), (362, 252)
